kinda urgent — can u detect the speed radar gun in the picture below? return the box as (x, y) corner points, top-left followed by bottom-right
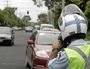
(58, 4), (90, 69)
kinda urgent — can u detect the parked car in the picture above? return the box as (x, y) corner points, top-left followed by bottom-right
(0, 27), (15, 46)
(40, 24), (54, 30)
(25, 30), (60, 69)
(34, 25), (40, 30)
(25, 26), (33, 32)
(12, 26), (23, 31)
(42, 28), (60, 31)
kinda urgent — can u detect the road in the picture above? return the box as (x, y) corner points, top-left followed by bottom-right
(0, 31), (31, 69)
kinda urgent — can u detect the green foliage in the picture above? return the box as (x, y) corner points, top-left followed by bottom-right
(38, 13), (47, 19)
(22, 15), (31, 23)
(38, 13), (48, 24)
(32, 0), (36, 4)
(84, 0), (90, 30)
(0, 10), (5, 24)
(54, 4), (62, 29)
(86, 30), (90, 40)
(52, 0), (90, 29)
(66, 0), (83, 5)
(33, 0), (90, 30)
(0, 7), (26, 27)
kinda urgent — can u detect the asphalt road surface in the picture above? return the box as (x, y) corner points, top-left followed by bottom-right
(0, 31), (31, 69)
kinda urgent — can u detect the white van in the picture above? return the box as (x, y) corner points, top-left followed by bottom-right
(40, 24), (54, 30)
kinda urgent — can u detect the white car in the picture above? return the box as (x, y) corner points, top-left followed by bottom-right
(40, 24), (54, 30)
(0, 27), (15, 46)
(12, 26), (23, 31)
(25, 26), (33, 32)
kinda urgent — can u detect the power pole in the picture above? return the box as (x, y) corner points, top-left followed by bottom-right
(6, 0), (8, 7)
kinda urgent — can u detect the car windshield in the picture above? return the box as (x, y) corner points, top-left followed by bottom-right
(42, 26), (53, 29)
(36, 32), (59, 45)
(0, 28), (11, 34)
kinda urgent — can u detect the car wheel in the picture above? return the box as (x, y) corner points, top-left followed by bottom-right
(12, 42), (14, 45)
(8, 40), (13, 46)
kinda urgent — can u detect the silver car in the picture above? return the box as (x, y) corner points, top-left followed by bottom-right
(0, 27), (15, 46)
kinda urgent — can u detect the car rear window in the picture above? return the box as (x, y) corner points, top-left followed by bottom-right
(0, 27), (11, 34)
(36, 32), (59, 45)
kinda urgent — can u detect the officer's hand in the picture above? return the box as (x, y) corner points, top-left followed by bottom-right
(52, 40), (62, 49)
(49, 41), (60, 59)
(49, 51), (58, 59)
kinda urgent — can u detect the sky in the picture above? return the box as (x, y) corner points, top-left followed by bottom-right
(0, 0), (48, 22)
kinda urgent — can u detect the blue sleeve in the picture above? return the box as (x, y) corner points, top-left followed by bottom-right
(48, 51), (69, 69)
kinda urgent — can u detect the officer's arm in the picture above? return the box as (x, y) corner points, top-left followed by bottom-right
(49, 41), (62, 59)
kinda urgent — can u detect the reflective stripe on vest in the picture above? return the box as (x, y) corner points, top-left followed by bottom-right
(64, 45), (90, 69)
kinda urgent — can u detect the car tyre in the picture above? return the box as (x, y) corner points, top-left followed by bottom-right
(12, 42), (14, 45)
(8, 40), (14, 46)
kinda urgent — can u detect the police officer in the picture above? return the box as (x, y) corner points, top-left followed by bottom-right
(48, 10), (90, 69)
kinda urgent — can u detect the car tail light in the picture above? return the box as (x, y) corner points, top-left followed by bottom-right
(27, 40), (34, 45)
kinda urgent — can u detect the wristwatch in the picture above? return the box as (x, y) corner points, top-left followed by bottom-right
(52, 48), (60, 52)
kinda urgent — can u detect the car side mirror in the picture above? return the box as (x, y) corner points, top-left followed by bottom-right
(27, 40), (34, 45)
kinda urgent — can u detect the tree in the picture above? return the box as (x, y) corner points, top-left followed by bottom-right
(32, 0), (90, 30)
(0, 10), (5, 25)
(54, 3), (62, 29)
(38, 13), (48, 24)
(48, 0), (90, 29)
(0, 7), (26, 27)
(84, 0), (90, 30)
(22, 15), (31, 23)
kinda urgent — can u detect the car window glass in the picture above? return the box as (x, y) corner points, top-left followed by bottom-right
(42, 26), (53, 29)
(36, 33), (59, 45)
(0, 28), (11, 34)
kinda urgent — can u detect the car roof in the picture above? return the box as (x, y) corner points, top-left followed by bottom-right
(0, 27), (11, 29)
(40, 24), (54, 26)
(37, 30), (60, 34)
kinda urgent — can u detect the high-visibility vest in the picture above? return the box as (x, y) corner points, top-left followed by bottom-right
(64, 44), (90, 69)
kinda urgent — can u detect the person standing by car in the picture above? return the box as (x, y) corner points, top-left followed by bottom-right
(48, 5), (90, 69)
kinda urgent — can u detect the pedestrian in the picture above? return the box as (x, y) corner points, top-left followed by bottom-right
(47, 6), (90, 69)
